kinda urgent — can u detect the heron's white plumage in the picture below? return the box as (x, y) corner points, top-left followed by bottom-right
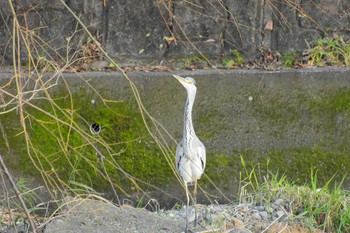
(173, 75), (206, 185)
(173, 74), (206, 232)
(176, 138), (206, 184)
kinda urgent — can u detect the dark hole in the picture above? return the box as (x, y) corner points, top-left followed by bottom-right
(90, 123), (101, 134)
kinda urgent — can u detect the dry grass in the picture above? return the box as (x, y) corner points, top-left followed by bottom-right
(0, 1), (179, 232)
(1, 1), (349, 232)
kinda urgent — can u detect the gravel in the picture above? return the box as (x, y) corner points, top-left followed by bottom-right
(41, 197), (323, 233)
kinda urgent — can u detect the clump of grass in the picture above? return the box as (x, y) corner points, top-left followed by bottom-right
(306, 35), (350, 67)
(222, 49), (244, 68)
(182, 55), (208, 68)
(15, 178), (41, 211)
(281, 51), (300, 68)
(239, 156), (350, 232)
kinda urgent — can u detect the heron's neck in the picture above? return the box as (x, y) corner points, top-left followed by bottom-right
(183, 90), (196, 142)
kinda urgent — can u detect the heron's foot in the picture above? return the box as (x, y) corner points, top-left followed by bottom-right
(184, 218), (202, 233)
(194, 209), (197, 226)
(193, 215), (205, 228)
(185, 227), (196, 233)
(185, 214), (189, 233)
(184, 217), (197, 232)
(185, 205), (204, 232)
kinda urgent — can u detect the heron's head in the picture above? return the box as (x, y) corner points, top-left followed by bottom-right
(173, 75), (197, 92)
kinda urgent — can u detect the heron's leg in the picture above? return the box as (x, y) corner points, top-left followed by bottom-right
(185, 182), (189, 233)
(194, 179), (198, 226)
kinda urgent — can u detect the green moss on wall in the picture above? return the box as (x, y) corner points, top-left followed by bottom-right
(203, 146), (350, 195)
(1, 89), (173, 194)
(1, 82), (350, 199)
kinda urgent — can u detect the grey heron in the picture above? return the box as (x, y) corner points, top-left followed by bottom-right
(173, 75), (206, 232)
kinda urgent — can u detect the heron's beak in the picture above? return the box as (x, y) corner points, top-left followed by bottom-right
(173, 75), (186, 84)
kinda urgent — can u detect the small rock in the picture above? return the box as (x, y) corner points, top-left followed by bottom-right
(259, 211), (268, 219)
(89, 60), (109, 70)
(203, 208), (213, 224)
(273, 199), (285, 206)
(255, 206), (265, 212)
(276, 210), (285, 218)
(252, 212), (261, 220)
(187, 208), (196, 223)
(221, 217), (244, 232)
(230, 217), (245, 229)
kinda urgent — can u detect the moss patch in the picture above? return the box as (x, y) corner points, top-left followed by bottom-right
(204, 147), (350, 195)
(1, 88), (173, 194)
(2, 80), (350, 200)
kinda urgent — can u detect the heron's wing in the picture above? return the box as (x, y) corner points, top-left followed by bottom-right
(175, 139), (184, 172)
(176, 139), (193, 183)
(196, 139), (206, 171)
(176, 138), (206, 183)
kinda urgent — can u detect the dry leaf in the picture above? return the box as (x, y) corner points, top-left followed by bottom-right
(164, 36), (176, 44)
(265, 20), (273, 30)
(204, 39), (215, 43)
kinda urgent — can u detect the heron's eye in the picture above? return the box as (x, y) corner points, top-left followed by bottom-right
(187, 80), (192, 84)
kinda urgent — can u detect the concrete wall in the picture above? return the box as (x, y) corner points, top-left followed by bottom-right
(1, 0), (350, 65)
(2, 68), (350, 202)
(52, 69), (350, 191)
(53, 68), (350, 155)
(3, 68), (350, 156)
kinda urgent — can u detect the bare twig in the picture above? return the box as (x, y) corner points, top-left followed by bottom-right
(261, 214), (284, 233)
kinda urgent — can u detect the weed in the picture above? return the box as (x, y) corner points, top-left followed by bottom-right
(232, 49), (244, 64)
(15, 178), (39, 209)
(183, 55), (207, 67)
(222, 49), (244, 68)
(282, 51), (300, 68)
(239, 157), (350, 232)
(136, 195), (145, 208)
(307, 35), (350, 67)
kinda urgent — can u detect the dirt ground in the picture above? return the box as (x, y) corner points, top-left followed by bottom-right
(41, 198), (322, 233)
(43, 199), (185, 233)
